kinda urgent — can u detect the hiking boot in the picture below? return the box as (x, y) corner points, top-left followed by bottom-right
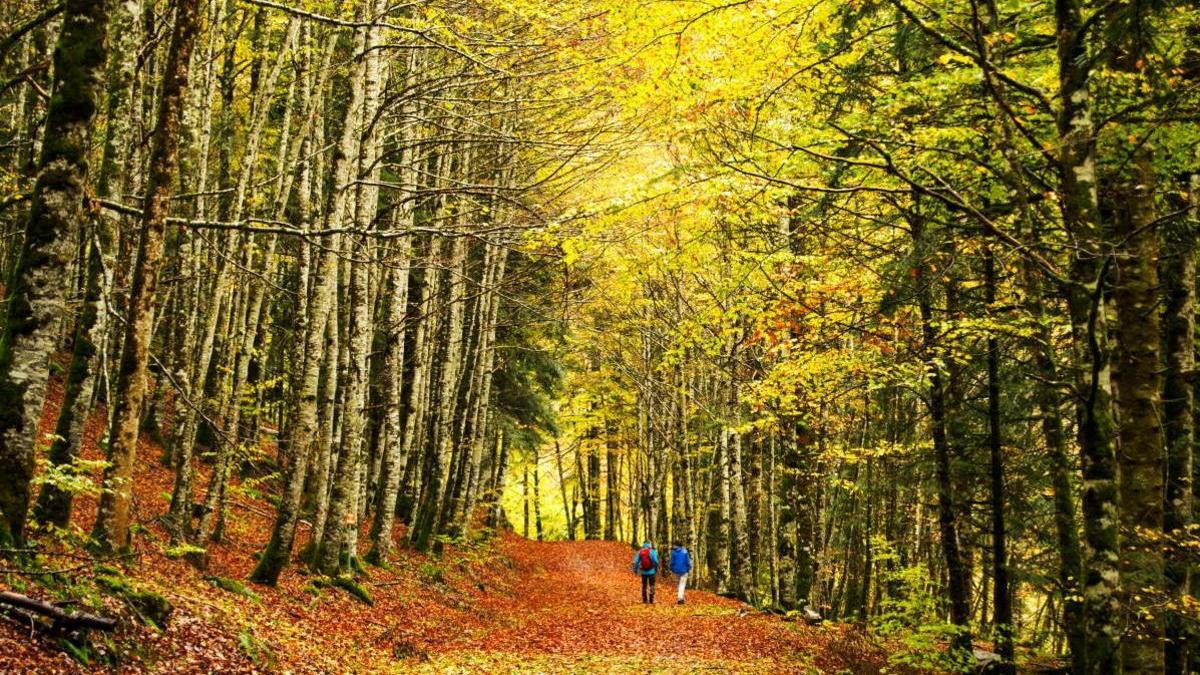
(677, 599), (684, 605)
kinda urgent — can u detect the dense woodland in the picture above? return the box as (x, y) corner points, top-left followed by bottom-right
(0, 0), (1198, 672)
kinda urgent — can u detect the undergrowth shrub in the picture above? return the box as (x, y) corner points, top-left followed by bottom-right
(871, 564), (972, 672)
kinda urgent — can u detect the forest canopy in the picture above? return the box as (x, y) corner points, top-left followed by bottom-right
(0, 0), (1198, 672)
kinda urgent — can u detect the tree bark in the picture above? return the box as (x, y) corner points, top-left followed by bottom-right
(984, 246), (1013, 673)
(1109, 25), (1165, 673)
(0, 0), (110, 545)
(92, 0), (202, 552)
(912, 214), (972, 657)
(365, 239), (413, 565)
(1055, 1), (1121, 667)
(411, 235), (469, 551)
(31, 0), (142, 529)
(250, 156), (338, 584)
(1161, 187), (1195, 675)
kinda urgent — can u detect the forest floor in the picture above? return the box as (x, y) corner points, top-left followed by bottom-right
(0, 372), (907, 674)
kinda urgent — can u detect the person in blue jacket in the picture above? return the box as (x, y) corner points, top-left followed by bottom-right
(632, 541), (659, 604)
(668, 541), (693, 604)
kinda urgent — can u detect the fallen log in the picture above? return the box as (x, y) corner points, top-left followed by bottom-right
(0, 591), (117, 634)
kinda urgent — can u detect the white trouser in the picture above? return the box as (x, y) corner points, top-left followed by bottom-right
(676, 573), (688, 601)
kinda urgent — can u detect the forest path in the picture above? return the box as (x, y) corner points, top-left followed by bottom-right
(1, 378), (888, 674)
(415, 536), (833, 673)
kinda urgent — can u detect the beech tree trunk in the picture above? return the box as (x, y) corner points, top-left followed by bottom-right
(0, 0), (110, 545)
(32, 0), (141, 529)
(1108, 19), (1165, 670)
(1054, 1), (1121, 667)
(93, 0), (202, 552)
(365, 239), (413, 564)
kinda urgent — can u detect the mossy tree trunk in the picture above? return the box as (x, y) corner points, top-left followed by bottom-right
(92, 0), (202, 552)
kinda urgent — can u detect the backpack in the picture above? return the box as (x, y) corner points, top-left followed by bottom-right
(638, 547), (654, 571)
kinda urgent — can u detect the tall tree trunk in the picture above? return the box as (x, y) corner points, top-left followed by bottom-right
(585, 438), (602, 540)
(455, 245), (507, 535)
(0, 0), (110, 545)
(709, 429), (731, 593)
(395, 239), (435, 524)
(1055, 0), (1121, 667)
(727, 428), (753, 602)
(1161, 191), (1195, 675)
(984, 246), (1014, 673)
(1024, 251), (1087, 673)
(522, 464), (530, 538)
(398, 236), (444, 525)
(307, 0), (383, 570)
(487, 430), (509, 529)
(1109, 26), (1165, 673)
(532, 445), (544, 542)
(777, 427), (802, 610)
(412, 235), (469, 550)
(308, 305), (340, 558)
(250, 168), (338, 584)
(912, 215), (972, 657)
(605, 419), (619, 541)
(747, 436), (765, 597)
(555, 438), (575, 538)
(1110, 156), (1165, 672)
(92, 0), (202, 552)
(317, 239), (372, 575)
(32, 0), (141, 529)
(365, 240), (413, 565)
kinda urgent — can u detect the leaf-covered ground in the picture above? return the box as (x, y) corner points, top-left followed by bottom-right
(0, 374), (907, 673)
(413, 536), (902, 674)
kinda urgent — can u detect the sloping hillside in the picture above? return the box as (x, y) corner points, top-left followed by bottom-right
(0, 379), (902, 674)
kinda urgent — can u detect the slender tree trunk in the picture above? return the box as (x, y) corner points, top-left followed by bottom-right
(317, 238), (372, 575)
(710, 430), (731, 593)
(92, 0), (202, 552)
(456, 246), (507, 534)
(398, 236), (444, 525)
(522, 464), (530, 538)
(532, 444), (544, 542)
(1161, 199), (1194, 674)
(984, 246), (1014, 673)
(1023, 253), (1087, 673)
(747, 436), (764, 596)
(250, 167), (338, 584)
(366, 239), (413, 565)
(585, 441), (602, 539)
(308, 304), (340, 558)
(555, 438), (575, 538)
(605, 419), (619, 540)
(777, 427), (802, 610)
(487, 430), (509, 529)
(912, 215), (972, 657)
(412, 235), (469, 550)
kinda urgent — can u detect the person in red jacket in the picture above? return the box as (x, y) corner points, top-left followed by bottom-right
(631, 541), (659, 604)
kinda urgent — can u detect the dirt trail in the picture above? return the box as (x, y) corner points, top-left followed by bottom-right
(417, 536), (845, 673)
